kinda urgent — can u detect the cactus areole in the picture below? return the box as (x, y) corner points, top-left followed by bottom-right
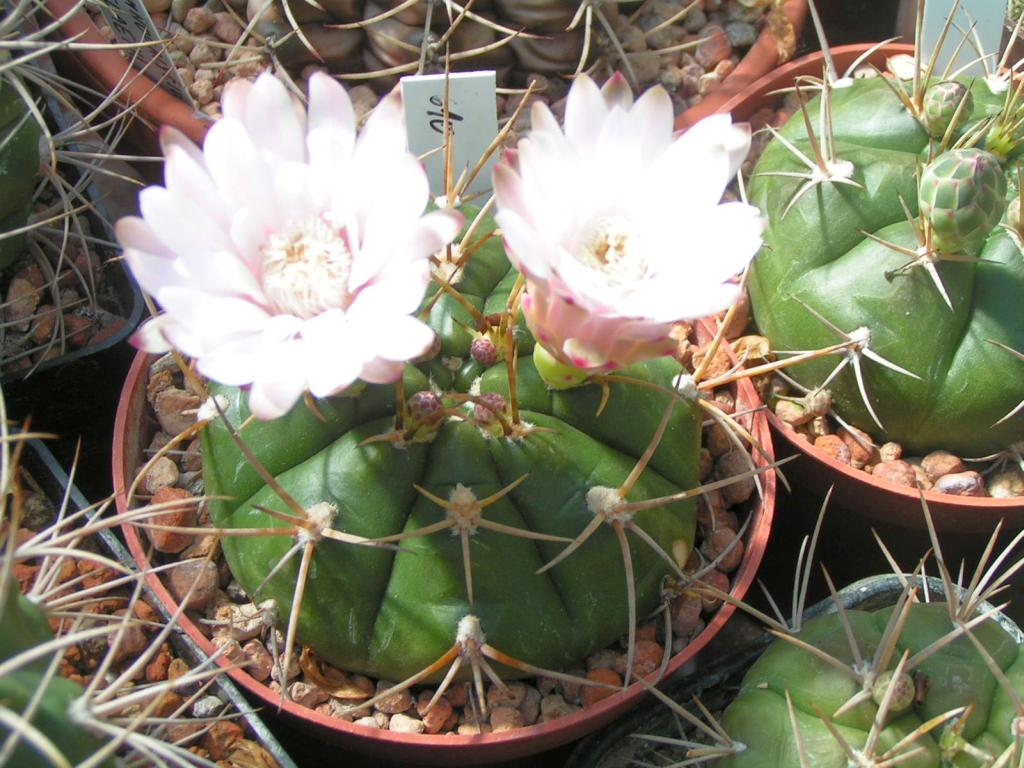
(718, 601), (1023, 767)
(748, 76), (1024, 455)
(201, 212), (701, 681)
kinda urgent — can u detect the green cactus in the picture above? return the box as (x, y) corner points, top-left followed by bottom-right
(717, 599), (1023, 767)
(0, 587), (114, 767)
(201, 209), (702, 682)
(748, 75), (1024, 455)
(0, 81), (40, 270)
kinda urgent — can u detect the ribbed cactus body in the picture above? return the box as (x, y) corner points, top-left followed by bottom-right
(748, 76), (1024, 455)
(717, 601), (1023, 768)
(0, 83), (40, 270)
(202, 210), (701, 680)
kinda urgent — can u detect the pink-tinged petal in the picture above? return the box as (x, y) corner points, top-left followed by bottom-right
(493, 207), (553, 281)
(115, 216), (174, 259)
(563, 73), (606, 148)
(408, 208), (463, 258)
(248, 372), (307, 420)
(156, 289), (274, 345)
(645, 138), (730, 213)
(363, 314), (436, 362)
(563, 336), (610, 370)
(354, 89), (407, 166)
(243, 73), (306, 166)
(301, 310), (364, 396)
(138, 186), (234, 263)
(203, 119), (278, 227)
(358, 357), (405, 384)
(529, 100), (560, 135)
(628, 84), (673, 162)
(307, 130), (354, 195)
(159, 126), (206, 175)
(163, 144), (232, 229)
(130, 316), (174, 353)
(195, 333), (273, 386)
(272, 162), (319, 225)
(124, 248), (187, 295)
(307, 72), (355, 138)
(600, 72), (634, 112)
(677, 114), (751, 179)
(219, 77), (253, 122)
(349, 264), (429, 317)
(352, 154), (431, 286)
(229, 209), (268, 272)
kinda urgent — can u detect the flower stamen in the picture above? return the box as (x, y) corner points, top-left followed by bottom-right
(262, 216), (354, 318)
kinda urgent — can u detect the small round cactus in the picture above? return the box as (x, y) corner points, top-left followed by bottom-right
(918, 148), (1007, 254)
(749, 73), (1024, 455)
(717, 600), (1023, 768)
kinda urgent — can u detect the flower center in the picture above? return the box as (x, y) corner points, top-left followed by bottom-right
(574, 215), (647, 285)
(261, 216), (354, 318)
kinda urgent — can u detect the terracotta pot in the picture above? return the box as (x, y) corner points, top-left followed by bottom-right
(45, 0), (806, 151)
(715, 43), (1024, 537)
(112, 327), (776, 764)
(674, 0), (809, 131)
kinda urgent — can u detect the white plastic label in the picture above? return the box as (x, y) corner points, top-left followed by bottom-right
(400, 71), (499, 198)
(98, 0), (198, 110)
(920, 0), (1005, 76)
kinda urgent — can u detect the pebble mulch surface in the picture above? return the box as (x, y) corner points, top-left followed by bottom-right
(8, 464), (283, 767)
(92, 0), (793, 125)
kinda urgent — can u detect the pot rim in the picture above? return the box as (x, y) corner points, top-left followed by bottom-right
(720, 41), (1024, 523)
(111, 326), (776, 763)
(46, 0), (807, 144)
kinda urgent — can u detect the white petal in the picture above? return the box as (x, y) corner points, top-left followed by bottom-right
(248, 373), (307, 420)
(203, 118), (278, 228)
(138, 186), (234, 264)
(307, 72), (355, 138)
(564, 74), (606, 149)
(600, 72), (634, 112)
(116, 216), (174, 259)
(244, 73), (306, 166)
(219, 77), (253, 122)
(163, 144), (232, 229)
(377, 315), (435, 361)
(359, 357), (405, 384)
(130, 316), (174, 353)
(629, 84), (674, 163)
(159, 126), (206, 174)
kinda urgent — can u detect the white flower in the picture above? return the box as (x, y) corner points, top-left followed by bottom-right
(493, 72), (763, 373)
(118, 73), (462, 419)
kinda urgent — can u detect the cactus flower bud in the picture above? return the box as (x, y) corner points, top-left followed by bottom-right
(922, 81), (973, 138)
(407, 390), (443, 422)
(871, 670), (915, 714)
(470, 335), (499, 365)
(918, 148), (1007, 254)
(473, 392), (507, 423)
